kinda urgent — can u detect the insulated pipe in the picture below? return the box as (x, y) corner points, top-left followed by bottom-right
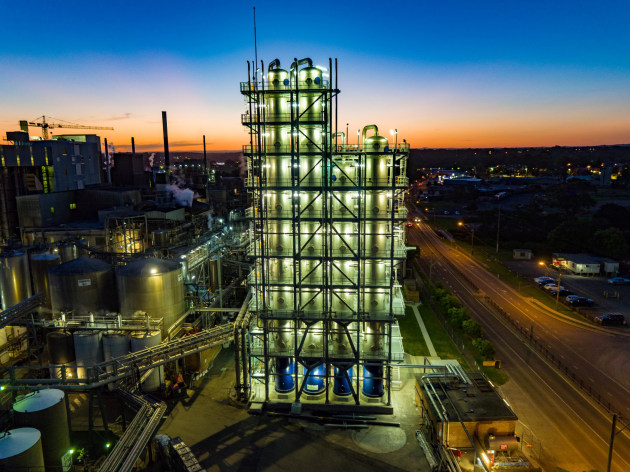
(290, 57), (313, 71)
(233, 291), (252, 397)
(362, 124), (379, 143)
(268, 59), (281, 72)
(332, 132), (346, 146)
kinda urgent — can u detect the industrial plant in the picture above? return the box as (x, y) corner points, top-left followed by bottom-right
(0, 56), (532, 472)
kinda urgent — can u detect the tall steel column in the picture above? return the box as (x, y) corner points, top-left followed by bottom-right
(242, 57), (409, 407)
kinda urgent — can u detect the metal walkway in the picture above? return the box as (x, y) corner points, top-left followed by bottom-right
(0, 293), (44, 328)
(1, 322), (234, 389)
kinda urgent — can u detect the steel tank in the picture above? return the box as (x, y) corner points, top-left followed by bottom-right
(73, 331), (103, 380)
(303, 363), (325, 395)
(13, 389), (70, 471)
(49, 257), (117, 315)
(0, 427), (45, 471)
(208, 256), (221, 292)
(130, 330), (162, 392)
(116, 258), (185, 336)
(0, 252), (32, 310)
(362, 362), (384, 398)
(30, 253), (61, 311)
(275, 357), (295, 393)
(58, 242), (77, 263)
(333, 364), (354, 396)
(47, 331), (76, 380)
(103, 331), (130, 391)
(151, 229), (169, 248)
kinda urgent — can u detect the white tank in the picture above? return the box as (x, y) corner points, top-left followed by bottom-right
(130, 330), (162, 392)
(0, 427), (45, 471)
(103, 331), (130, 391)
(13, 389), (70, 471)
(73, 331), (103, 380)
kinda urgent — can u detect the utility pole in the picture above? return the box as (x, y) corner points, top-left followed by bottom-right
(607, 413), (630, 472)
(555, 272), (562, 308)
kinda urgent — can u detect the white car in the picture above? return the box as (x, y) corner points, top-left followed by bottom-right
(544, 284), (565, 292)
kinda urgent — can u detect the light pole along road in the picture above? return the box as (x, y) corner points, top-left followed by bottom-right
(407, 218), (630, 472)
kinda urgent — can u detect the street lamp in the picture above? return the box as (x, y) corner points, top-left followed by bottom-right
(390, 128), (398, 149)
(357, 129), (361, 149)
(458, 221), (475, 255)
(346, 123), (349, 150)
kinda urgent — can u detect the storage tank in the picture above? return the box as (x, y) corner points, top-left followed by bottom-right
(30, 254), (61, 311)
(0, 252), (32, 310)
(303, 363), (325, 395)
(275, 357), (295, 393)
(13, 389), (70, 471)
(130, 330), (162, 391)
(58, 242), (77, 263)
(117, 258), (185, 336)
(47, 331), (76, 380)
(151, 229), (169, 248)
(0, 427), (45, 471)
(208, 256), (221, 292)
(333, 364), (354, 396)
(73, 331), (103, 380)
(362, 362), (384, 398)
(49, 257), (117, 315)
(102, 331), (129, 391)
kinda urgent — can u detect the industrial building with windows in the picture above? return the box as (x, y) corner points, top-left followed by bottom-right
(238, 57), (409, 407)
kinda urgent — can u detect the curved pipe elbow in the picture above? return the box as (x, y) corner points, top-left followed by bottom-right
(362, 125), (379, 143)
(268, 59), (281, 72)
(332, 132), (346, 146)
(290, 57), (313, 70)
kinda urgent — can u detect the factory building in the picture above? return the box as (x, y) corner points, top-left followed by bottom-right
(0, 133), (102, 244)
(240, 58), (408, 407)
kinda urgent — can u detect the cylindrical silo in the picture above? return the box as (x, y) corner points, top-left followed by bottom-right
(303, 363), (325, 395)
(333, 364), (354, 396)
(275, 357), (295, 393)
(30, 254), (61, 311)
(58, 242), (77, 263)
(130, 330), (162, 392)
(47, 331), (76, 380)
(103, 331), (130, 391)
(49, 257), (117, 316)
(13, 389), (70, 471)
(117, 258), (185, 336)
(73, 331), (103, 380)
(362, 362), (384, 398)
(0, 252), (32, 310)
(0, 428), (45, 472)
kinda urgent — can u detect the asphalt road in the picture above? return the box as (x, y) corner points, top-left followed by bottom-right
(406, 219), (630, 472)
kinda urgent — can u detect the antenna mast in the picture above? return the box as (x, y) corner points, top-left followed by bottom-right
(253, 7), (258, 84)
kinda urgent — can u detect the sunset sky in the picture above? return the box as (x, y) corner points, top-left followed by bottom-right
(1, 0), (629, 151)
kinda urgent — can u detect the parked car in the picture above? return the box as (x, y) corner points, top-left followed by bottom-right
(568, 297), (594, 307)
(534, 276), (555, 285)
(607, 277), (630, 285)
(565, 294), (580, 302)
(549, 288), (573, 297)
(544, 284), (565, 292)
(595, 313), (627, 326)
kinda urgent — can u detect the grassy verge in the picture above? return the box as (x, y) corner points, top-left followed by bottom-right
(399, 306), (430, 356)
(417, 303), (470, 369)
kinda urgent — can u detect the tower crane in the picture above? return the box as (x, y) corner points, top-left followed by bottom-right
(22, 115), (114, 140)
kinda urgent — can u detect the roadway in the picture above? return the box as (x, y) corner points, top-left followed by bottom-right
(406, 218), (630, 472)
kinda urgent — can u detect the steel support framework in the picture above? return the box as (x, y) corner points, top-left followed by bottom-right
(242, 57), (408, 407)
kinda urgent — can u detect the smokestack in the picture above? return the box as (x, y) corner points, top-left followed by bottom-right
(104, 137), (111, 184)
(162, 111), (170, 169)
(131, 136), (135, 156)
(203, 135), (207, 174)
